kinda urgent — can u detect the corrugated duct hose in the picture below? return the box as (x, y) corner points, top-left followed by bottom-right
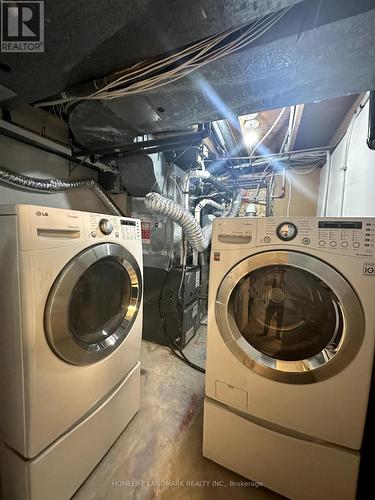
(145, 189), (243, 253)
(0, 166), (123, 216)
(145, 188), (242, 375)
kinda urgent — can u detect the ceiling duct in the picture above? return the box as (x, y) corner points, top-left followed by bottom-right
(118, 154), (166, 197)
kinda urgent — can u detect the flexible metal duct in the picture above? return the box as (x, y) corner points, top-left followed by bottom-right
(145, 192), (210, 253)
(223, 189), (243, 217)
(0, 167), (122, 216)
(145, 189), (243, 253)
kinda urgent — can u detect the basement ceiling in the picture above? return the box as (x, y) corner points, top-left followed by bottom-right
(1, 0), (374, 153)
(0, 0), (302, 107)
(238, 94), (360, 157)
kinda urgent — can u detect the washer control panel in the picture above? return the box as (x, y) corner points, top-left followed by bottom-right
(88, 214), (141, 241)
(257, 218), (375, 257)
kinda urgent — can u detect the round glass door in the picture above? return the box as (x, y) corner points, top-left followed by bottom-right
(45, 243), (142, 365)
(216, 251), (364, 383)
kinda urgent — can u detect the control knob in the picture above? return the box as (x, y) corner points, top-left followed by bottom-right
(99, 218), (113, 235)
(276, 222), (298, 241)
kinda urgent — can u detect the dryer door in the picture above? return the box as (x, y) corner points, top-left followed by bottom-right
(45, 243), (142, 365)
(216, 251), (364, 384)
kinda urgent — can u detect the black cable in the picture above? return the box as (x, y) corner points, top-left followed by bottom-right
(166, 336), (206, 374)
(159, 265), (206, 374)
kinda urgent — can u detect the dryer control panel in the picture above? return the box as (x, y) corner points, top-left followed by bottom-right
(15, 205), (141, 251)
(88, 214), (141, 241)
(256, 217), (375, 257)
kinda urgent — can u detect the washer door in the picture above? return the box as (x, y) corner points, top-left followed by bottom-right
(45, 243), (142, 365)
(216, 251), (364, 384)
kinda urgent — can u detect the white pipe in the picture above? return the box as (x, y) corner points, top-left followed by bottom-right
(193, 199), (224, 265)
(194, 199), (224, 219)
(322, 150), (331, 216)
(182, 170), (210, 209)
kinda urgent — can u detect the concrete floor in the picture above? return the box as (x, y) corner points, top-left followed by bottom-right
(74, 327), (282, 500)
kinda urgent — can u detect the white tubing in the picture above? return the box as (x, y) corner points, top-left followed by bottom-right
(194, 199), (224, 220)
(193, 199), (224, 264)
(145, 189), (243, 255)
(145, 192), (210, 253)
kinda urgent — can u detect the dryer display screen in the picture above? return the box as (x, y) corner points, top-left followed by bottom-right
(121, 220), (137, 226)
(318, 221), (362, 229)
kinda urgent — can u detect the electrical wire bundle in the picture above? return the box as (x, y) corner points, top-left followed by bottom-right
(36, 6), (291, 109)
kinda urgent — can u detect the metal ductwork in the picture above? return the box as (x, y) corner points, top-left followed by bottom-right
(118, 154), (167, 197)
(0, 167), (122, 216)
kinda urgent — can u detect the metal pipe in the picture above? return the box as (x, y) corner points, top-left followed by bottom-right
(0, 118), (113, 173)
(97, 138), (204, 161)
(74, 130), (210, 157)
(184, 169), (231, 197)
(0, 167), (123, 216)
(204, 146), (331, 163)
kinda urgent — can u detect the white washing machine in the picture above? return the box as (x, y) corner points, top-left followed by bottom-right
(0, 204), (143, 500)
(203, 217), (375, 500)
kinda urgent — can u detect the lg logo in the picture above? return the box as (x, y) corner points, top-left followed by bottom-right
(1, 1), (44, 52)
(36, 211), (48, 217)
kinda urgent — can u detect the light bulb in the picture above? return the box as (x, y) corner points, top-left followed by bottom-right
(244, 130), (259, 147)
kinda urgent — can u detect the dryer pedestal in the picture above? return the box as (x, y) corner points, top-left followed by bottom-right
(203, 398), (359, 500)
(1, 363), (140, 500)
